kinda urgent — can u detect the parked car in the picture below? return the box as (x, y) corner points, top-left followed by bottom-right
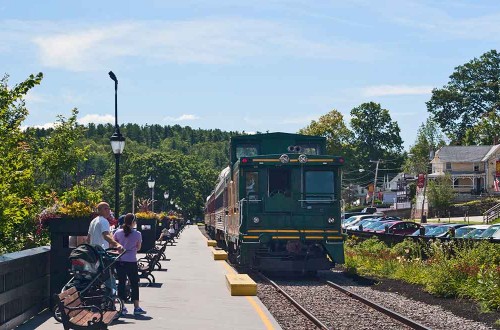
(462, 225), (491, 239)
(342, 214), (378, 229)
(373, 221), (422, 235)
(409, 224), (442, 236)
(478, 224), (500, 239)
(454, 225), (484, 238)
(362, 219), (396, 232)
(364, 220), (398, 233)
(426, 224), (468, 238)
(342, 212), (365, 220)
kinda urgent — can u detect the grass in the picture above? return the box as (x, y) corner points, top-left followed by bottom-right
(344, 237), (500, 312)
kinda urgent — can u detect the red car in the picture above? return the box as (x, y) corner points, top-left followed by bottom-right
(373, 221), (422, 235)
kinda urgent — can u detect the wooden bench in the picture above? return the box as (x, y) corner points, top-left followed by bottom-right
(55, 287), (117, 330)
(137, 243), (166, 285)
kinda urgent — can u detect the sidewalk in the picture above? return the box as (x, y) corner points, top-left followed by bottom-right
(17, 225), (281, 330)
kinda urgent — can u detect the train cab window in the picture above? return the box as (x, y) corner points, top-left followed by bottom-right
(245, 172), (259, 200)
(305, 171), (334, 202)
(236, 144), (259, 159)
(296, 144), (321, 155)
(268, 168), (291, 197)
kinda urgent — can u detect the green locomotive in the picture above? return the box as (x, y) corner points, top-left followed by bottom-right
(205, 132), (344, 272)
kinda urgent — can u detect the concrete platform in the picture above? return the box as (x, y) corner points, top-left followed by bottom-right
(16, 225), (281, 330)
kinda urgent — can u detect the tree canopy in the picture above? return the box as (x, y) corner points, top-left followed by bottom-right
(427, 49), (500, 144)
(349, 102), (404, 169)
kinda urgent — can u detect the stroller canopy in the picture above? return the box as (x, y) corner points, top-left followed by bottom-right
(69, 244), (103, 265)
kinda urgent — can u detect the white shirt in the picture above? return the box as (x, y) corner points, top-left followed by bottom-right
(88, 216), (111, 249)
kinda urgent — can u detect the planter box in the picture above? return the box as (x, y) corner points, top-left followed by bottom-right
(136, 218), (158, 252)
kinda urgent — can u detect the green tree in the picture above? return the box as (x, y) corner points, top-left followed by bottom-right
(350, 102), (404, 167)
(298, 109), (353, 156)
(403, 118), (447, 174)
(427, 173), (455, 217)
(36, 108), (89, 191)
(0, 73), (43, 252)
(427, 50), (500, 144)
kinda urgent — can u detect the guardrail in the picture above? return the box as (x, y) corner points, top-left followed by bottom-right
(483, 202), (500, 223)
(0, 246), (50, 329)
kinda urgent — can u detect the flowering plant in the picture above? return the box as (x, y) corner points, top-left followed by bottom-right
(135, 211), (160, 220)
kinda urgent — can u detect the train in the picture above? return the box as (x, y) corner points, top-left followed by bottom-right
(204, 132), (345, 273)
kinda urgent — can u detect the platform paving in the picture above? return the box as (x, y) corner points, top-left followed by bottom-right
(16, 225), (281, 330)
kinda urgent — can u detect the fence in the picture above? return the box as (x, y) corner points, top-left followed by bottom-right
(0, 247), (50, 330)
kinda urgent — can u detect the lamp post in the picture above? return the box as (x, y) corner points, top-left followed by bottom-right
(148, 176), (155, 212)
(109, 71), (125, 219)
(164, 191), (169, 211)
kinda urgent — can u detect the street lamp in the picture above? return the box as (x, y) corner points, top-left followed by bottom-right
(109, 71), (125, 219)
(164, 191), (169, 211)
(148, 176), (155, 212)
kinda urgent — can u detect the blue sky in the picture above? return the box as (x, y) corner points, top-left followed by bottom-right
(2, 0), (499, 149)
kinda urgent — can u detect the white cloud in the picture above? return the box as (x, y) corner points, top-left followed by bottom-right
(21, 122), (57, 130)
(362, 85), (433, 97)
(0, 18), (381, 71)
(163, 114), (200, 122)
(78, 114), (115, 125)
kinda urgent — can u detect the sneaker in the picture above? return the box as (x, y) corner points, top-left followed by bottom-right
(134, 307), (147, 315)
(121, 307), (129, 315)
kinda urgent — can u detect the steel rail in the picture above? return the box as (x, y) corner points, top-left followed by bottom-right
(323, 279), (432, 330)
(256, 272), (330, 330)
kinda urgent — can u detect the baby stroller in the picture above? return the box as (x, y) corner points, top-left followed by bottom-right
(53, 244), (126, 323)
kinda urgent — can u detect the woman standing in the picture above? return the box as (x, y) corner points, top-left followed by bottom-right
(113, 213), (147, 315)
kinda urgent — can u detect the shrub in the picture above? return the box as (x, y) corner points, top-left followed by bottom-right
(345, 237), (500, 311)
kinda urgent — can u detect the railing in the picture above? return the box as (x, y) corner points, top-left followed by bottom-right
(483, 202), (500, 223)
(0, 247), (50, 329)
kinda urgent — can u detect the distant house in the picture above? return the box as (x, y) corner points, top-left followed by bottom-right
(429, 145), (500, 194)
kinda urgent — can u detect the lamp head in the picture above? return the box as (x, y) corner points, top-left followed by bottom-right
(108, 71), (118, 83)
(147, 176), (155, 188)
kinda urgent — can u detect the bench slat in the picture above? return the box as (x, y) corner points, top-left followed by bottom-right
(73, 311), (100, 326)
(70, 309), (94, 325)
(102, 311), (118, 324)
(58, 286), (77, 299)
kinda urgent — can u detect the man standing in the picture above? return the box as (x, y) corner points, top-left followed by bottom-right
(87, 202), (122, 250)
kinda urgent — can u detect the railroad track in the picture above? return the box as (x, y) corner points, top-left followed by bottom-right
(255, 272), (432, 330)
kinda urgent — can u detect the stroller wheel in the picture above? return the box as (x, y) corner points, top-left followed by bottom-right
(52, 305), (62, 323)
(161, 253), (166, 260)
(148, 274), (156, 284)
(104, 295), (124, 320)
(155, 262), (162, 270)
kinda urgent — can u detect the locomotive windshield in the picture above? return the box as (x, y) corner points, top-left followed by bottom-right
(236, 144), (259, 159)
(296, 143), (321, 155)
(305, 171), (334, 202)
(268, 168), (291, 197)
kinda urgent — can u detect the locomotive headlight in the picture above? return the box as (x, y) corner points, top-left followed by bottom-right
(328, 217), (335, 223)
(253, 217), (260, 224)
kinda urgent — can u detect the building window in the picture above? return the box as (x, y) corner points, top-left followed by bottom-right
(446, 162), (452, 171)
(474, 164), (479, 172)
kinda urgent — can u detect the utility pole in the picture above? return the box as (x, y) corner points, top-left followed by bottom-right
(370, 159), (384, 207)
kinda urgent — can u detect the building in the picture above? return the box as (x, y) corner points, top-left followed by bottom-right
(429, 145), (500, 195)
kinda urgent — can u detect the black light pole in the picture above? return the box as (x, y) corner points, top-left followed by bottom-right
(109, 71), (125, 219)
